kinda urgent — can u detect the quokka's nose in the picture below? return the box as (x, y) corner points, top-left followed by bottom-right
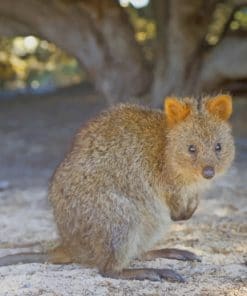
(202, 166), (215, 179)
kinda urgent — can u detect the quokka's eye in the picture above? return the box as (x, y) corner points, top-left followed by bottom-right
(215, 143), (221, 152)
(188, 145), (196, 154)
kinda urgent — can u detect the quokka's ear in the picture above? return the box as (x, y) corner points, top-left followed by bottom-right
(164, 97), (191, 127)
(206, 94), (232, 121)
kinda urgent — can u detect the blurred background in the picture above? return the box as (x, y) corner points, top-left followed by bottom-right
(0, 0), (247, 104)
(0, 1), (246, 294)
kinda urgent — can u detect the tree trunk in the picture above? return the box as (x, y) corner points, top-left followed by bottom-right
(197, 35), (247, 92)
(150, 0), (169, 104)
(0, 0), (151, 104)
(151, 0), (218, 106)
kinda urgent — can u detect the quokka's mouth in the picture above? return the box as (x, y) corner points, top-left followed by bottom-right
(170, 212), (193, 221)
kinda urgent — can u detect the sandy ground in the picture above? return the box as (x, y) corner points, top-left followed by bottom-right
(0, 89), (246, 296)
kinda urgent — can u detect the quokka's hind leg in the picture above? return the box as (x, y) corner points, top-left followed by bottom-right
(0, 245), (72, 267)
(100, 253), (185, 282)
(143, 248), (201, 262)
(102, 268), (185, 282)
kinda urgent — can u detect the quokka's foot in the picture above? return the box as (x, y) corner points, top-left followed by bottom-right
(144, 248), (201, 262)
(102, 268), (185, 282)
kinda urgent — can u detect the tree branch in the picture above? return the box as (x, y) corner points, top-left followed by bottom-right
(0, 16), (34, 37)
(197, 35), (247, 92)
(0, 0), (151, 103)
(151, 0), (219, 105)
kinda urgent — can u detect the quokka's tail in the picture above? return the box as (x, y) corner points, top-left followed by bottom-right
(0, 252), (48, 266)
(0, 245), (72, 266)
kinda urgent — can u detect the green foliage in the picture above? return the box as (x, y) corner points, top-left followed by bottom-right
(230, 7), (247, 31)
(205, 3), (247, 46)
(127, 6), (156, 62)
(205, 2), (233, 46)
(0, 36), (85, 92)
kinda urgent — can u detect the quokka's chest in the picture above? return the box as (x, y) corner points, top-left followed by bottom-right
(136, 197), (171, 252)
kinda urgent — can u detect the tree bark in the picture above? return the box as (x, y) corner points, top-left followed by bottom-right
(150, 0), (169, 103)
(151, 0), (218, 106)
(0, 0), (151, 104)
(197, 35), (247, 92)
(0, 16), (33, 37)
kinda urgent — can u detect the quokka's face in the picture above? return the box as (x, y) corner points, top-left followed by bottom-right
(166, 115), (235, 182)
(164, 94), (235, 183)
(164, 94), (235, 221)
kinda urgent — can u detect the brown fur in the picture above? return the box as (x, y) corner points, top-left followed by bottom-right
(206, 94), (232, 121)
(165, 97), (191, 127)
(47, 94), (235, 275)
